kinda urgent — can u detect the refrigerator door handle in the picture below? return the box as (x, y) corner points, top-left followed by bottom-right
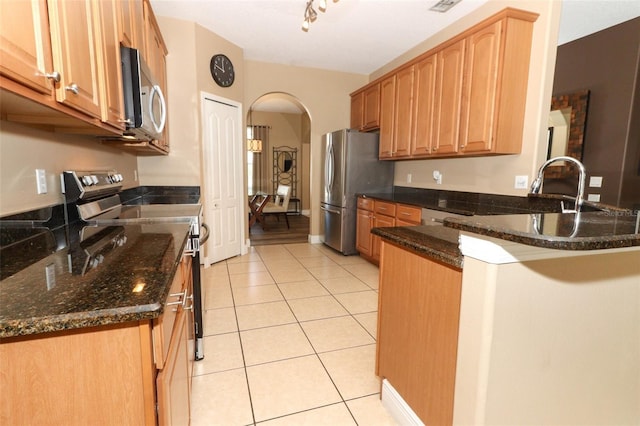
(326, 142), (334, 192)
(320, 205), (341, 215)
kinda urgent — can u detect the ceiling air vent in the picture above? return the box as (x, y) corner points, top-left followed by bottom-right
(429, 0), (462, 13)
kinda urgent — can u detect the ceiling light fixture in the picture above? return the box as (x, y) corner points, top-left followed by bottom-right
(302, 0), (337, 32)
(429, 0), (462, 13)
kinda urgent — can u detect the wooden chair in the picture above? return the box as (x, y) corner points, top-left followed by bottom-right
(248, 193), (269, 230)
(262, 185), (291, 229)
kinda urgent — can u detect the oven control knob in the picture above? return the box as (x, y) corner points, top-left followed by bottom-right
(116, 174), (123, 182)
(91, 175), (99, 185)
(82, 176), (92, 186)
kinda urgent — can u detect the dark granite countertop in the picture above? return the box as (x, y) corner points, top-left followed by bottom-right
(444, 210), (640, 250)
(0, 222), (191, 338)
(361, 186), (621, 216)
(371, 225), (463, 269)
(367, 187), (638, 264)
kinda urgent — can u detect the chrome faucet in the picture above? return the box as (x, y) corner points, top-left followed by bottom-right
(530, 156), (586, 213)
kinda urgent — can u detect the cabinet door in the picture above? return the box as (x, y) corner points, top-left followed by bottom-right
(47, 0), (101, 118)
(377, 243), (462, 425)
(411, 54), (437, 156)
(118, 0), (143, 49)
(379, 76), (396, 158)
(362, 83), (380, 130)
(94, 0), (125, 130)
(433, 39), (465, 155)
(356, 208), (373, 257)
(393, 66), (414, 158)
(350, 91), (364, 129)
(156, 310), (191, 426)
(372, 213), (395, 261)
(459, 20), (502, 153)
(0, 0), (53, 95)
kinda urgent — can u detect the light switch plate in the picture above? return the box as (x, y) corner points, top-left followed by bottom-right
(35, 169), (47, 194)
(587, 193), (601, 202)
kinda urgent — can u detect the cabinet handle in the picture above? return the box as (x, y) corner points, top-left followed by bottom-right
(184, 294), (194, 311)
(401, 212), (411, 216)
(433, 147), (438, 152)
(44, 71), (61, 82)
(118, 118), (132, 124)
(167, 289), (187, 306)
(65, 83), (79, 94)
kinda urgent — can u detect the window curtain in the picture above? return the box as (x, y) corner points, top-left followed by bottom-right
(249, 125), (270, 195)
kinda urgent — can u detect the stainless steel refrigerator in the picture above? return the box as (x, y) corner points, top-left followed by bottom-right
(321, 129), (394, 255)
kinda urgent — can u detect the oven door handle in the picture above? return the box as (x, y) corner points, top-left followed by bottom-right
(199, 222), (210, 245)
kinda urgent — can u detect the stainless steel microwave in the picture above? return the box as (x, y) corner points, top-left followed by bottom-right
(120, 46), (166, 141)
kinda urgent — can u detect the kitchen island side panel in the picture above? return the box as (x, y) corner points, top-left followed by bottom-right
(454, 250), (640, 425)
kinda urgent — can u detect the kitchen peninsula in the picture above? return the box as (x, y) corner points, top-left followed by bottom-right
(372, 201), (640, 425)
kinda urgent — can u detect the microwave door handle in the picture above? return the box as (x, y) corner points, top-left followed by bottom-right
(149, 84), (167, 133)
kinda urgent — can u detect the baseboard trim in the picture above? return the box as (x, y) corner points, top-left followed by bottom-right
(381, 379), (424, 426)
(308, 234), (323, 244)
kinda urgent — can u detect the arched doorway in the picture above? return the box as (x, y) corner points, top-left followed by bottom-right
(246, 92), (311, 245)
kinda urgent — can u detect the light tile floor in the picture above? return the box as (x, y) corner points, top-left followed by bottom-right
(192, 243), (399, 426)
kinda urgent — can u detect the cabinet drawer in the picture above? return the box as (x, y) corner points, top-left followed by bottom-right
(357, 197), (374, 211)
(153, 266), (186, 369)
(396, 204), (422, 224)
(374, 200), (396, 217)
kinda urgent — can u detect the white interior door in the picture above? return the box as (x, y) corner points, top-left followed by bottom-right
(201, 94), (245, 264)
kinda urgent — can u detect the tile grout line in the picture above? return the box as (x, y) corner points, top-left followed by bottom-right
(223, 258), (258, 426)
(212, 244), (382, 425)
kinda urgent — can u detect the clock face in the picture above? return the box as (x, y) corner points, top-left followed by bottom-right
(210, 54), (235, 87)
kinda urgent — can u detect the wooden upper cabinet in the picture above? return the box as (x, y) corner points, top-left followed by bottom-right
(350, 83), (380, 131)
(118, 0), (144, 49)
(362, 83), (380, 130)
(392, 65), (414, 158)
(350, 8), (537, 161)
(0, 0), (54, 95)
(459, 20), (501, 153)
(411, 54), (437, 156)
(460, 14), (535, 155)
(94, 0), (125, 130)
(350, 91), (364, 129)
(47, 0), (101, 119)
(433, 39), (465, 155)
(379, 75), (396, 158)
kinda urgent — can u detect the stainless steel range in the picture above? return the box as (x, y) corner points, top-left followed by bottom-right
(62, 170), (208, 360)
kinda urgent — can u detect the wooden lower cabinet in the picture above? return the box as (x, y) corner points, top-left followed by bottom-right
(356, 206), (374, 257)
(356, 196), (422, 265)
(371, 212), (394, 262)
(0, 322), (157, 425)
(0, 261), (193, 426)
(376, 241), (463, 425)
(157, 308), (190, 426)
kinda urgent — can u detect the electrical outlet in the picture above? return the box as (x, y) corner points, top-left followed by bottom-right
(45, 263), (56, 290)
(433, 170), (442, 185)
(514, 175), (529, 189)
(134, 170), (138, 182)
(589, 176), (603, 188)
(406, 173), (412, 183)
(35, 169), (47, 194)
(588, 194), (601, 202)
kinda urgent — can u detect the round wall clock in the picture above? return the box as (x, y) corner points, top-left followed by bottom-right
(210, 54), (235, 87)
